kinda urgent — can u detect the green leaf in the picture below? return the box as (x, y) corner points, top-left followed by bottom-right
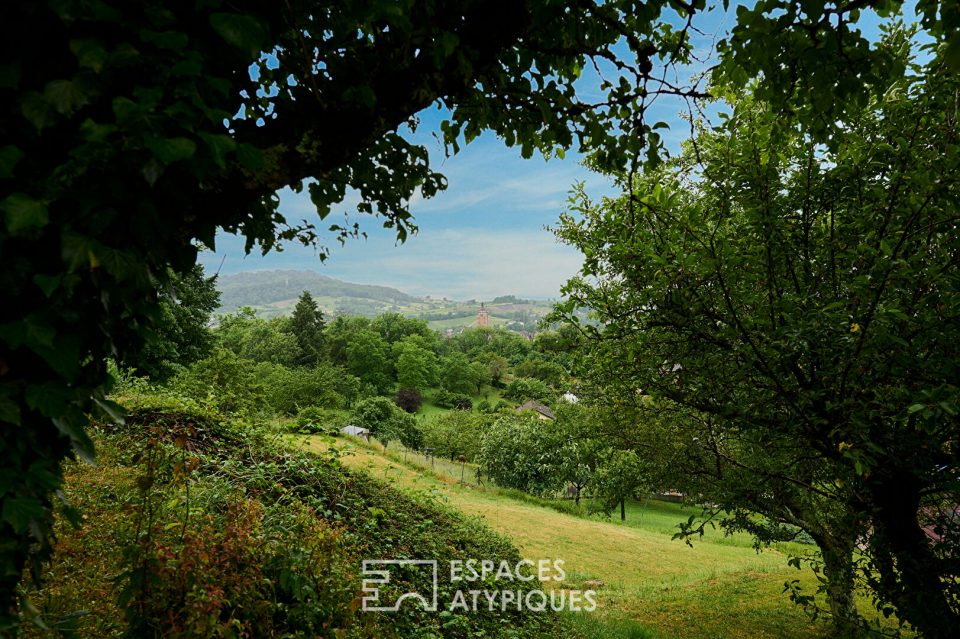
(20, 92), (58, 131)
(2, 497), (46, 534)
(32, 273), (62, 297)
(907, 403), (926, 414)
(93, 397), (126, 424)
(209, 13), (267, 56)
(144, 136), (197, 164)
(0, 145), (24, 178)
(199, 132), (236, 168)
(236, 143), (263, 170)
(69, 38), (108, 72)
(44, 79), (91, 115)
(1, 193), (49, 234)
(0, 395), (20, 426)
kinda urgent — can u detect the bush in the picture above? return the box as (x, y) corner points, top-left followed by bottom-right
(34, 404), (568, 638)
(292, 406), (344, 435)
(253, 362), (355, 415)
(432, 388), (455, 408)
(394, 387), (423, 413)
(452, 394), (473, 411)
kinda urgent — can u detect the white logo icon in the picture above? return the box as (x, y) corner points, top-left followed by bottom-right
(361, 559), (439, 612)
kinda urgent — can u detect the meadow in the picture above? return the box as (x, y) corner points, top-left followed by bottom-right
(295, 434), (832, 639)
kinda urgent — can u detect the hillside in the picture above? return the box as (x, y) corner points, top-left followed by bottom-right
(214, 269), (563, 331)
(216, 269), (417, 318)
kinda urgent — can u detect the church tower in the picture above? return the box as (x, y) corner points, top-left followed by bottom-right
(477, 302), (490, 327)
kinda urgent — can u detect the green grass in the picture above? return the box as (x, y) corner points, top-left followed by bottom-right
(415, 385), (505, 418)
(293, 434), (832, 639)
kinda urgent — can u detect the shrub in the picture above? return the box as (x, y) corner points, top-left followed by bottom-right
(253, 362), (354, 415)
(432, 388), (455, 408)
(452, 394), (473, 411)
(293, 406), (344, 435)
(394, 387), (423, 413)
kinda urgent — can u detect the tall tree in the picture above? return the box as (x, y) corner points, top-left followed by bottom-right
(287, 290), (326, 367)
(552, 37), (960, 636)
(345, 330), (392, 394)
(394, 339), (438, 392)
(120, 264), (220, 381)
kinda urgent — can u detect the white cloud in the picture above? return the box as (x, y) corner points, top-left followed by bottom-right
(323, 227), (583, 299)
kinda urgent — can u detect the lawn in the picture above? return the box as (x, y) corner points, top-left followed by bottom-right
(292, 434), (834, 639)
(415, 385), (505, 418)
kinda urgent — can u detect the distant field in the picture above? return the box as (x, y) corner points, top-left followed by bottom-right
(293, 435), (841, 639)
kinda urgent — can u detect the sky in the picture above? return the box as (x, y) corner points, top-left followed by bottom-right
(197, 2), (899, 301)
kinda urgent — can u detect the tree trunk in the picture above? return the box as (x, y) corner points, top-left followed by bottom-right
(575, 485), (581, 506)
(870, 474), (959, 639)
(620, 498), (626, 521)
(818, 537), (860, 638)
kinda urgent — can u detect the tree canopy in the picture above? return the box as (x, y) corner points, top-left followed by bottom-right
(552, 32), (960, 636)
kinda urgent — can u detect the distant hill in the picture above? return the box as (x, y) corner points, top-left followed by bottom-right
(215, 270), (417, 318)
(214, 269), (576, 330)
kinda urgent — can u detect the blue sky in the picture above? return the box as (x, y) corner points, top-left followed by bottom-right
(198, 2), (899, 300)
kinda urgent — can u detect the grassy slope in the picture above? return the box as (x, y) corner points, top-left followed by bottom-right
(295, 436), (829, 639)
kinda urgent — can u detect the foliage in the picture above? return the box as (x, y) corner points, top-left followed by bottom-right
(292, 405), (345, 435)
(394, 339), (439, 392)
(394, 387), (422, 413)
(552, 38), (960, 636)
(287, 290), (326, 367)
(351, 396), (420, 451)
(4, 0), (958, 621)
(503, 377), (555, 405)
(440, 353), (483, 395)
(478, 414), (565, 496)
(371, 313), (432, 345)
(345, 330), (392, 394)
(432, 388), (456, 409)
(451, 394), (473, 411)
(421, 411), (486, 463)
(591, 449), (651, 521)
(167, 347), (265, 416)
(515, 357), (568, 388)
(216, 309), (302, 367)
(252, 361), (355, 415)
(120, 264), (220, 382)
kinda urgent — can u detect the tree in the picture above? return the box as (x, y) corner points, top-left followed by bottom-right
(3, 0), (957, 619)
(422, 411), (485, 462)
(287, 291), (326, 367)
(119, 264), (220, 381)
(552, 40), (960, 636)
(503, 377), (554, 405)
(394, 339), (438, 392)
(345, 330), (392, 394)
(169, 346), (266, 416)
(252, 362), (353, 414)
(351, 396), (419, 451)
(439, 353), (482, 395)
(394, 387), (422, 413)
(482, 353), (510, 387)
(478, 413), (564, 496)
(372, 313), (431, 345)
(325, 316), (373, 366)
(592, 449), (649, 521)
(551, 405), (605, 506)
